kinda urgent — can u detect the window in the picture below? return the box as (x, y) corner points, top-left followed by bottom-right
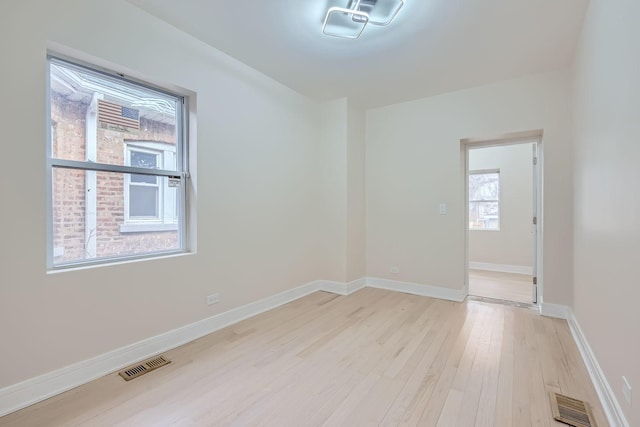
(121, 142), (178, 232)
(129, 148), (161, 218)
(47, 56), (187, 268)
(469, 170), (500, 230)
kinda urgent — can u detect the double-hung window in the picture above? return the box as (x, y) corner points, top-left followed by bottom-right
(469, 170), (500, 230)
(122, 142), (178, 232)
(47, 56), (188, 268)
(128, 148), (162, 219)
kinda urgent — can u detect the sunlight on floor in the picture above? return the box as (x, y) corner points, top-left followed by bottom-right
(469, 269), (532, 303)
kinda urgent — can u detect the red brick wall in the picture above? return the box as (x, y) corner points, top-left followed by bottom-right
(51, 92), (87, 263)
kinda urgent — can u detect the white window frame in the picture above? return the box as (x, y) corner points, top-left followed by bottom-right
(126, 146), (162, 221)
(46, 54), (188, 269)
(469, 169), (500, 231)
(121, 141), (178, 233)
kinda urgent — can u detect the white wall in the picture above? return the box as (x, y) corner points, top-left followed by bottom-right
(346, 102), (366, 281)
(469, 144), (533, 270)
(0, 0), (341, 389)
(316, 99), (367, 283)
(318, 99), (348, 282)
(572, 0), (640, 424)
(366, 71), (573, 304)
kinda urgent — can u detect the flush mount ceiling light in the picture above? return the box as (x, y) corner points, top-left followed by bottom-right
(322, 0), (405, 39)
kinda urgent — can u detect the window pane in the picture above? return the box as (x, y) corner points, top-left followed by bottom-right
(469, 171), (500, 230)
(52, 168), (179, 266)
(130, 151), (159, 184)
(130, 186), (159, 217)
(469, 202), (500, 230)
(131, 174), (158, 184)
(49, 60), (179, 171)
(131, 151), (158, 169)
(469, 172), (499, 201)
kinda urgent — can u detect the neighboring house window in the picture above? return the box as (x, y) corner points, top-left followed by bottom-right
(121, 142), (178, 232)
(469, 170), (500, 230)
(129, 148), (161, 219)
(47, 55), (188, 269)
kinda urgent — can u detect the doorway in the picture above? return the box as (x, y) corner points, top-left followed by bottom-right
(465, 137), (540, 305)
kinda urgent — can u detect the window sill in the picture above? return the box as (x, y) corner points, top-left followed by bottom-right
(47, 251), (192, 274)
(119, 222), (178, 233)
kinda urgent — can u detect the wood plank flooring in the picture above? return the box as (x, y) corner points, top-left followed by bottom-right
(0, 288), (607, 426)
(469, 269), (533, 304)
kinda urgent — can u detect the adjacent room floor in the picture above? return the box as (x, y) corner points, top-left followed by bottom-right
(0, 288), (606, 426)
(469, 269), (533, 304)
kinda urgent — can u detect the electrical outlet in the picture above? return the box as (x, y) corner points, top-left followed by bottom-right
(439, 203), (447, 215)
(390, 267), (399, 274)
(622, 376), (632, 405)
(207, 293), (220, 305)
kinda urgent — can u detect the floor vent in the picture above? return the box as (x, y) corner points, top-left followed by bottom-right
(118, 355), (171, 381)
(549, 392), (596, 427)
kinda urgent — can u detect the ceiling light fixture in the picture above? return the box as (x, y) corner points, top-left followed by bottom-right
(322, 0), (405, 39)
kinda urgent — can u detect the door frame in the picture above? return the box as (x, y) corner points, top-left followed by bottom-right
(461, 130), (543, 306)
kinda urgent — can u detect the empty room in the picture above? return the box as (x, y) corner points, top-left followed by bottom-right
(0, 0), (638, 426)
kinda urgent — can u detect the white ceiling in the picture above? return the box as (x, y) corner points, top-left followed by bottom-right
(126, 0), (589, 109)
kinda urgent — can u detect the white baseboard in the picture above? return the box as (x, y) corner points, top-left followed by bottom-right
(366, 277), (466, 302)
(316, 278), (367, 296)
(316, 280), (348, 295)
(346, 277), (367, 294)
(469, 262), (533, 275)
(0, 280), (321, 417)
(539, 303), (570, 319)
(568, 312), (629, 427)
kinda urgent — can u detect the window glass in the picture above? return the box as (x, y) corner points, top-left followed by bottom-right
(48, 56), (186, 268)
(469, 171), (500, 230)
(130, 186), (159, 218)
(51, 169), (181, 265)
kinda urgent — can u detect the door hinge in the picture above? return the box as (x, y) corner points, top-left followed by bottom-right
(533, 157), (538, 165)
(533, 276), (537, 285)
(533, 216), (537, 225)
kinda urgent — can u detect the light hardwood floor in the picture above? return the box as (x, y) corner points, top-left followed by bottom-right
(469, 269), (533, 304)
(0, 289), (607, 426)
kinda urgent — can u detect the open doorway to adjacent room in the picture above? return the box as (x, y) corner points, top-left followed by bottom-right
(465, 138), (540, 304)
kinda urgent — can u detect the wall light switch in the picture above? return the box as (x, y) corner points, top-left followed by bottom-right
(207, 293), (220, 305)
(390, 267), (399, 274)
(439, 203), (447, 215)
